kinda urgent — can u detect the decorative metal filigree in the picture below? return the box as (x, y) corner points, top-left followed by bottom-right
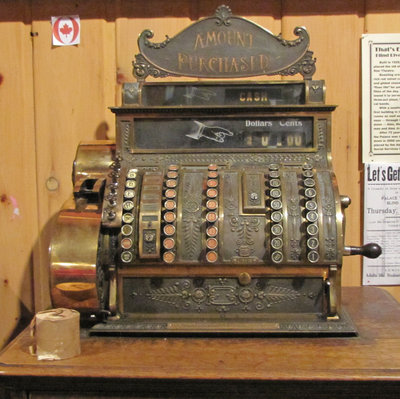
(223, 173), (238, 211)
(133, 53), (170, 81)
(215, 5), (232, 26)
(144, 279), (303, 313)
(279, 51), (316, 79)
(230, 216), (260, 246)
(290, 239), (302, 261)
(322, 197), (335, 216)
(181, 174), (202, 260)
(325, 237), (337, 260)
(277, 27), (307, 47)
(141, 29), (171, 49)
(287, 196), (301, 216)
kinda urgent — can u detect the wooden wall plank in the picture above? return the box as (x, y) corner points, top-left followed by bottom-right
(366, 0), (400, 32)
(0, 0), (36, 348)
(115, 0), (195, 85)
(31, 0), (117, 309)
(3, 1), (400, 349)
(282, 1), (365, 286)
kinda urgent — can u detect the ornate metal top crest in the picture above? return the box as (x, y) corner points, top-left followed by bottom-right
(133, 5), (316, 81)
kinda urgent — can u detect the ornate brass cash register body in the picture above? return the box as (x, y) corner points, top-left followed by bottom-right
(49, 6), (381, 334)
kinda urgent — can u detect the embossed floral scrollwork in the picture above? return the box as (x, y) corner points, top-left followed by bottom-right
(277, 27), (307, 47)
(215, 5), (232, 26)
(133, 54), (170, 81)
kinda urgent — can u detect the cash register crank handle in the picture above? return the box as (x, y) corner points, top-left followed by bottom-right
(344, 243), (382, 258)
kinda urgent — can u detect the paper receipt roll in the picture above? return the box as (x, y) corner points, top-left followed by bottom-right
(30, 308), (80, 360)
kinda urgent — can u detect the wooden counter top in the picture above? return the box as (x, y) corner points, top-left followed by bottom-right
(1, 287), (400, 398)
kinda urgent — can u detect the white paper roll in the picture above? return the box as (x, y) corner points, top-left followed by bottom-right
(30, 308), (80, 360)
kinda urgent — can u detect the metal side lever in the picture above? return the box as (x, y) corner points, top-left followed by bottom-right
(344, 243), (382, 258)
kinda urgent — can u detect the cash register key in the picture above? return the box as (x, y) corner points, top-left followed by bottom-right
(163, 237), (175, 250)
(164, 211), (176, 223)
(304, 187), (317, 198)
(306, 223), (319, 236)
(166, 179), (177, 188)
(305, 200), (318, 211)
(270, 199), (283, 210)
(165, 189), (176, 199)
(123, 201), (134, 211)
(271, 251), (283, 263)
(270, 188), (282, 199)
(122, 213), (134, 224)
(163, 251), (175, 263)
(164, 200), (176, 210)
(167, 171), (178, 179)
(307, 237), (319, 250)
(271, 223), (283, 236)
(163, 224), (175, 236)
(269, 179), (281, 188)
(208, 170), (218, 179)
(206, 199), (218, 210)
(208, 164), (218, 171)
(206, 237), (218, 250)
(207, 179), (218, 188)
(304, 178), (315, 188)
(121, 251), (133, 263)
(306, 211), (318, 223)
(121, 224), (133, 236)
(302, 163), (313, 170)
(269, 164), (280, 171)
(271, 237), (283, 249)
(124, 189), (135, 199)
(206, 225), (218, 237)
(125, 180), (136, 189)
(126, 169), (137, 179)
(302, 170), (314, 178)
(206, 211), (218, 223)
(206, 188), (218, 198)
(268, 170), (280, 179)
(121, 238), (133, 250)
(271, 211), (283, 223)
(206, 251), (218, 263)
(168, 165), (179, 171)
(307, 250), (320, 263)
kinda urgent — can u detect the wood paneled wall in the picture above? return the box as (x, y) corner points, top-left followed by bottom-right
(1, 0), (400, 348)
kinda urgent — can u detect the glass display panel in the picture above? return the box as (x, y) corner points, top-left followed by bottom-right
(133, 117), (314, 151)
(141, 83), (305, 106)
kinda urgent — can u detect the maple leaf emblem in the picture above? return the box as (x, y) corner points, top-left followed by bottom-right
(60, 23), (72, 36)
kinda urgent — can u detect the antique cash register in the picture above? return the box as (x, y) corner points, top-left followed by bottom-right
(49, 6), (381, 334)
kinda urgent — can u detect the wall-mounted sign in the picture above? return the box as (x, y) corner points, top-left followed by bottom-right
(363, 163), (400, 285)
(362, 34), (400, 163)
(51, 15), (80, 46)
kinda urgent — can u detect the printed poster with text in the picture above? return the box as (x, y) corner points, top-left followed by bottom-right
(363, 163), (400, 285)
(362, 34), (400, 163)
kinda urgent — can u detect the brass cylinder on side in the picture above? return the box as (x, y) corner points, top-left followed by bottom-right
(49, 198), (101, 312)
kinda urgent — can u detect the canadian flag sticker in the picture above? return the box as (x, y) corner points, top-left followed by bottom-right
(51, 15), (80, 46)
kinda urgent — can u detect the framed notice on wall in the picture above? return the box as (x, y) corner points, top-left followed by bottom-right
(362, 34), (400, 285)
(362, 34), (400, 163)
(363, 163), (400, 285)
